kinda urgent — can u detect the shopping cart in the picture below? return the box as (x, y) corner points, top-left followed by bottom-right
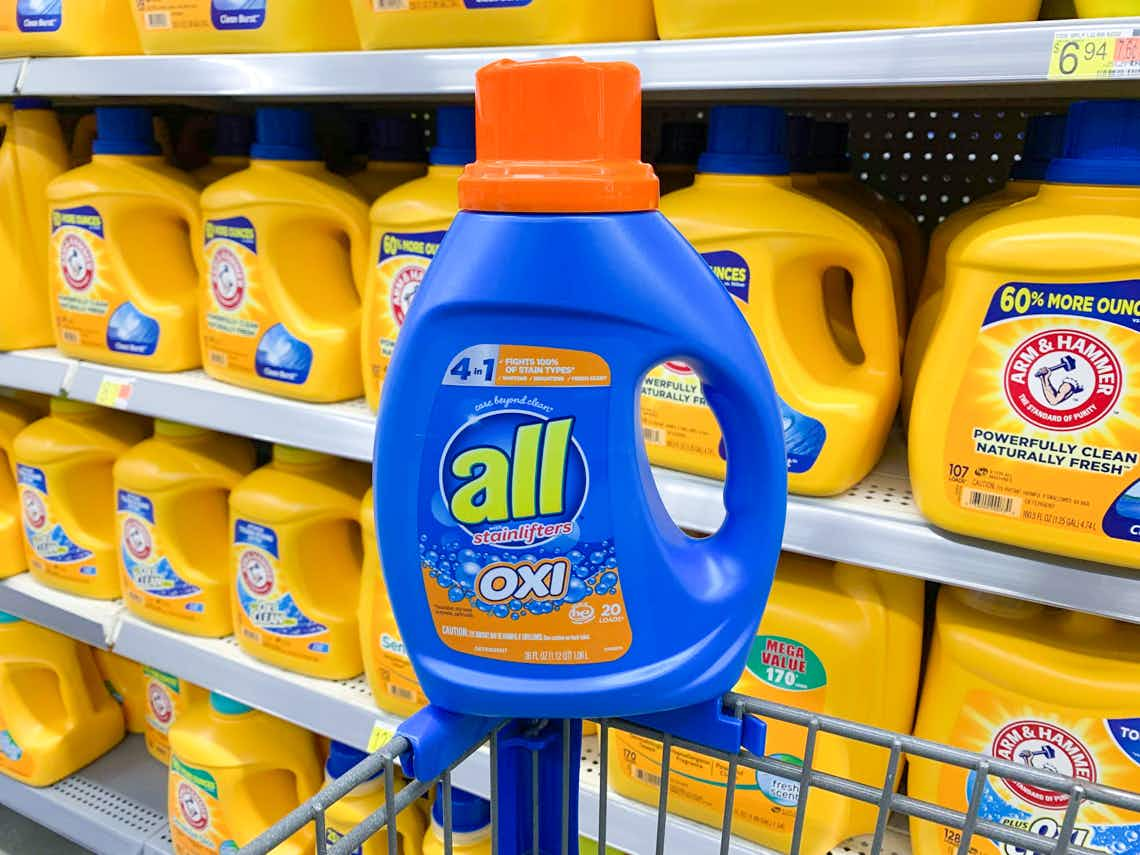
(240, 692), (1140, 855)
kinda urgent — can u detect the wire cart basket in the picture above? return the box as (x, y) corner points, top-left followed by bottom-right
(240, 691), (1140, 855)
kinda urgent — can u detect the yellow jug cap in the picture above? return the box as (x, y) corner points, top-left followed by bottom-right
(273, 444), (332, 465)
(50, 397), (98, 416)
(154, 419), (208, 438)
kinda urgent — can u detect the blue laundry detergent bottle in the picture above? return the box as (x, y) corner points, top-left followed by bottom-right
(374, 57), (787, 718)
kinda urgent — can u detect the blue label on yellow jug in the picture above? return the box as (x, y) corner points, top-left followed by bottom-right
(17, 464), (96, 569)
(118, 490), (202, 600)
(107, 302), (160, 356)
(211, 0), (265, 29)
(417, 344), (632, 665)
(702, 250), (750, 304)
(255, 323), (313, 385)
(234, 519), (328, 641)
(17, 0), (61, 32)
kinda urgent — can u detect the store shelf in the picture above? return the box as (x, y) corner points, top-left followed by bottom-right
(0, 735), (170, 855)
(0, 574), (779, 855)
(4, 349), (1127, 623)
(0, 573), (118, 648)
(8, 18), (1140, 99)
(0, 347), (76, 397)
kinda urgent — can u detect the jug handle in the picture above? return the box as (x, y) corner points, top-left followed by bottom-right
(321, 200), (372, 299)
(163, 186), (206, 280)
(804, 230), (901, 380)
(0, 104), (12, 138)
(679, 341), (788, 556)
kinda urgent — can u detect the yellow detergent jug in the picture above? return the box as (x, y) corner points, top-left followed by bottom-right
(902, 114), (1066, 422)
(114, 420), (255, 638)
(93, 649), (147, 734)
(1076, 0), (1139, 14)
(352, 0), (654, 50)
(360, 489), (428, 719)
(168, 692), (323, 855)
(909, 100), (1140, 568)
(0, 0), (139, 56)
(363, 107), (474, 411)
(610, 554), (924, 855)
(143, 666), (205, 765)
(47, 107), (202, 372)
(230, 445), (370, 680)
(0, 99), (69, 351)
(653, 0), (1041, 38)
(134, 0), (358, 54)
(0, 398), (41, 579)
(643, 107), (900, 496)
(192, 113), (252, 187)
(0, 613), (124, 786)
(14, 399), (150, 599)
(910, 588), (1140, 855)
(200, 108), (371, 403)
(324, 740), (426, 855)
(349, 114), (427, 202)
(70, 112), (175, 168)
(788, 115), (908, 352)
(422, 786), (492, 855)
(812, 121), (926, 310)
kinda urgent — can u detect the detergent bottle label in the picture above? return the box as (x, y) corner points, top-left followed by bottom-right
(169, 755), (237, 855)
(12, 0), (62, 32)
(0, 719), (33, 780)
(614, 633), (828, 834)
(942, 281), (1139, 546)
(144, 666), (186, 765)
(369, 230), (446, 390)
(138, 0), (267, 32)
(203, 217), (314, 386)
(118, 490), (207, 618)
(640, 251), (826, 474)
(50, 206), (162, 357)
(233, 519), (330, 661)
(371, 0), (533, 11)
(934, 693), (1140, 855)
(51, 205), (162, 357)
(372, 617), (429, 710)
(418, 343), (631, 665)
(16, 464), (98, 584)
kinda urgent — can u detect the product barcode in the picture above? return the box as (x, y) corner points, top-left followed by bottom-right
(388, 683), (415, 701)
(961, 488), (1022, 518)
(642, 426), (667, 446)
(144, 11), (172, 29)
(633, 767), (661, 787)
(373, 0), (408, 10)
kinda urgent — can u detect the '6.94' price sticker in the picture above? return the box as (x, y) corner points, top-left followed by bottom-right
(1049, 27), (1140, 80)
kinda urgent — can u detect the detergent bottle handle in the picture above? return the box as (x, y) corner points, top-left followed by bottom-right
(158, 181), (205, 280)
(682, 339), (787, 558)
(322, 197), (372, 299)
(0, 103), (11, 139)
(836, 231), (901, 378)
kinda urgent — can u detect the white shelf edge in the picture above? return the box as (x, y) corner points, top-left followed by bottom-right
(8, 348), (1132, 624)
(0, 573), (118, 647)
(0, 735), (169, 855)
(8, 18), (1140, 97)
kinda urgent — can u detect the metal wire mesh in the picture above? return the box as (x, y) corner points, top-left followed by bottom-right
(238, 693), (1140, 855)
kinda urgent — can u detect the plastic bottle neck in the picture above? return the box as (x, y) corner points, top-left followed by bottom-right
(427, 163), (466, 180)
(693, 171), (793, 190)
(1037, 180), (1140, 202)
(92, 152), (165, 166)
(251, 158), (326, 174)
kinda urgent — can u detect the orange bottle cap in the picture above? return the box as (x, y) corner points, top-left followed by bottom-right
(458, 57), (659, 214)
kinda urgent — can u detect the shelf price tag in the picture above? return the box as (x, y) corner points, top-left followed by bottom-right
(367, 721), (396, 752)
(95, 376), (134, 410)
(1049, 27), (1140, 80)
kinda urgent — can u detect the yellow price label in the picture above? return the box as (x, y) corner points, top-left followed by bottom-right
(367, 721), (396, 752)
(1049, 28), (1140, 80)
(94, 376), (134, 409)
